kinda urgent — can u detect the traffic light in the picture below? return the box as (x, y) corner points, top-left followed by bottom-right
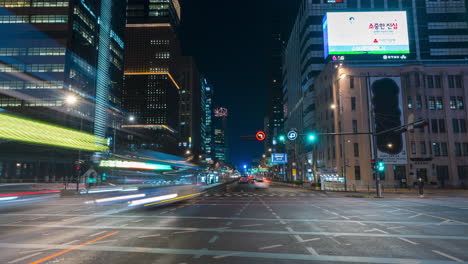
(278, 135), (286, 142)
(377, 161), (385, 172)
(307, 133), (317, 143)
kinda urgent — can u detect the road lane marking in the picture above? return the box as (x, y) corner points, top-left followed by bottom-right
(306, 247), (319, 255)
(89, 231), (107, 237)
(8, 252), (43, 263)
(356, 222), (366, 226)
(259, 244), (283, 250)
(432, 250), (464, 262)
(91, 239), (117, 244)
(329, 236), (342, 245)
(20, 240), (81, 254)
(27, 231), (119, 264)
(131, 219), (144, 223)
(387, 226), (405, 230)
(397, 237), (418, 245)
(241, 224), (263, 227)
(213, 252), (238, 259)
(298, 238), (320, 243)
(364, 228), (388, 234)
(1, 242), (464, 264)
(138, 234), (161, 239)
(208, 235), (219, 243)
(4, 223), (468, 240)
(173, 230), (197, 235)
(2, 213), (467, 226)
(409, 213), (423, 219)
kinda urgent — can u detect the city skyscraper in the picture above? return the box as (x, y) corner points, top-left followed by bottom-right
(0, 0), (126, 181)
(213, 107), (228, 162)
(122, 0), (182, 154)
(200, 78), (214, 158)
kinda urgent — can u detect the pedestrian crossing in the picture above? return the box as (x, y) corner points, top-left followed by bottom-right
(202, 192), (328, 198)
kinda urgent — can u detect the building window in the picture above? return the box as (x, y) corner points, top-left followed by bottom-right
(428, 96), (436, 110)
(351, 97), (356, 111)
(416, 95), (422, 108)
(450, 96), (457, 109)
(448, 75), (455, 88)
(457, 96), (464, 110)
(441, 142), (448, 156)
(420, 141), (427, 155)
(407, 96), (413, 109)
(353, 143), (359, 157)
(435, 75), (441, 88)
(431, 119), (438, 133)
(349, 76), (354, 89)
(455, 75), (463, 89)
(411, 142), (416, 154)
(433, 142), (440, 156)
(455, 143), (462, 156)
(352, 120), (358, 133)
(427, 75), (434, 88)
(463, 143), (468, 156)
(438, 119), (446, 133)
(458, 166), (468, 181)
(436, 96), (443, 110)
(460, 119), (467, 133)
(453, 119), (460, 133)
(354, 166), (361, 181)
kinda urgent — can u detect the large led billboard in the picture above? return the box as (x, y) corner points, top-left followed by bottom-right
(323, 11), (410, 58)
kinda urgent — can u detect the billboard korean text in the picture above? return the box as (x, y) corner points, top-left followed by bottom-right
(323, 11), (410, 58)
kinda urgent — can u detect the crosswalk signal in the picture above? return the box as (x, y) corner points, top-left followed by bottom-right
(377, 161), (385, 172)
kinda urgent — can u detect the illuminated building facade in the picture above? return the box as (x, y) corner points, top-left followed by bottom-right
(200, 78), (214, 158)
(0, 0), (126, 182)
(213, 107), (228, 162)
(123, 0), (182, 154)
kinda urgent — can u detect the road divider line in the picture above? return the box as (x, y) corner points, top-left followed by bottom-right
(397, 237), (418, 245)
(5, 223), (468, 241)
(89, 231), (107, 237)
(208, 235), (219, 243)
(8, 252), (43, 263)
(259, 244), (282, 250)
(138, 234), (160, 239)
(27, 231), (119, 264)
(306, 247), (319, 255)
(432, 250), (464, 262)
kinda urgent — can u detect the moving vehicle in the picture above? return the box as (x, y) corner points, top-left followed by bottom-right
(238, 176), (251, 184)
(253, 178), (269, 188)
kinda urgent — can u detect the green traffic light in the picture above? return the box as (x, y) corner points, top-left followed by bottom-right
(308, 133), (317, 142)
(377, 162), (385, 172)
(279, 135), (285, 142)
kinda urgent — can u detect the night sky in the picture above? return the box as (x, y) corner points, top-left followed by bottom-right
(180, 0), (299, 167)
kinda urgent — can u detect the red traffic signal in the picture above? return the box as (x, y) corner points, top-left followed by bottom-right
(255, 131), (267, 142)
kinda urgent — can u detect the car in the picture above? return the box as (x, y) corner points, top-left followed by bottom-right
(253, 179), (269, 188)
(238, 177), (250, 184)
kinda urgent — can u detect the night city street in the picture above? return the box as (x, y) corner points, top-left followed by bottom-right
(2, 0), (468, 263)
(0, 183), (467, 264)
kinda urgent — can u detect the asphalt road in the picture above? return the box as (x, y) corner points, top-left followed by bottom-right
(1, 182), (468, 264)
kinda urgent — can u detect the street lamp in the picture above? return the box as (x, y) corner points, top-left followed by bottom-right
(340, 73), (347, 79)
(330, 104), (337, 109)
(186, 150), (191, 155)
(128, 115), (135, 122)
(262, 154), (266, 158)
(268, 148), (272, 152)
(65, 95), (77, 105)
(387, 143), (393, 149)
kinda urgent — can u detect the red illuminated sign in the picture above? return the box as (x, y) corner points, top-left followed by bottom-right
(255, 131), (266, 142)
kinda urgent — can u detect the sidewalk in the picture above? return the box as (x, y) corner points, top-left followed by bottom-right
(271, 181), (468, 198)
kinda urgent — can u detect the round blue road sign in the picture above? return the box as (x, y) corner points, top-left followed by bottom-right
(287, 130), (298, 141)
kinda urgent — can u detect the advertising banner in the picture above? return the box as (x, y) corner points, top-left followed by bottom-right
(369, 77), (408, 164)
(323, 11), (410, 58)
